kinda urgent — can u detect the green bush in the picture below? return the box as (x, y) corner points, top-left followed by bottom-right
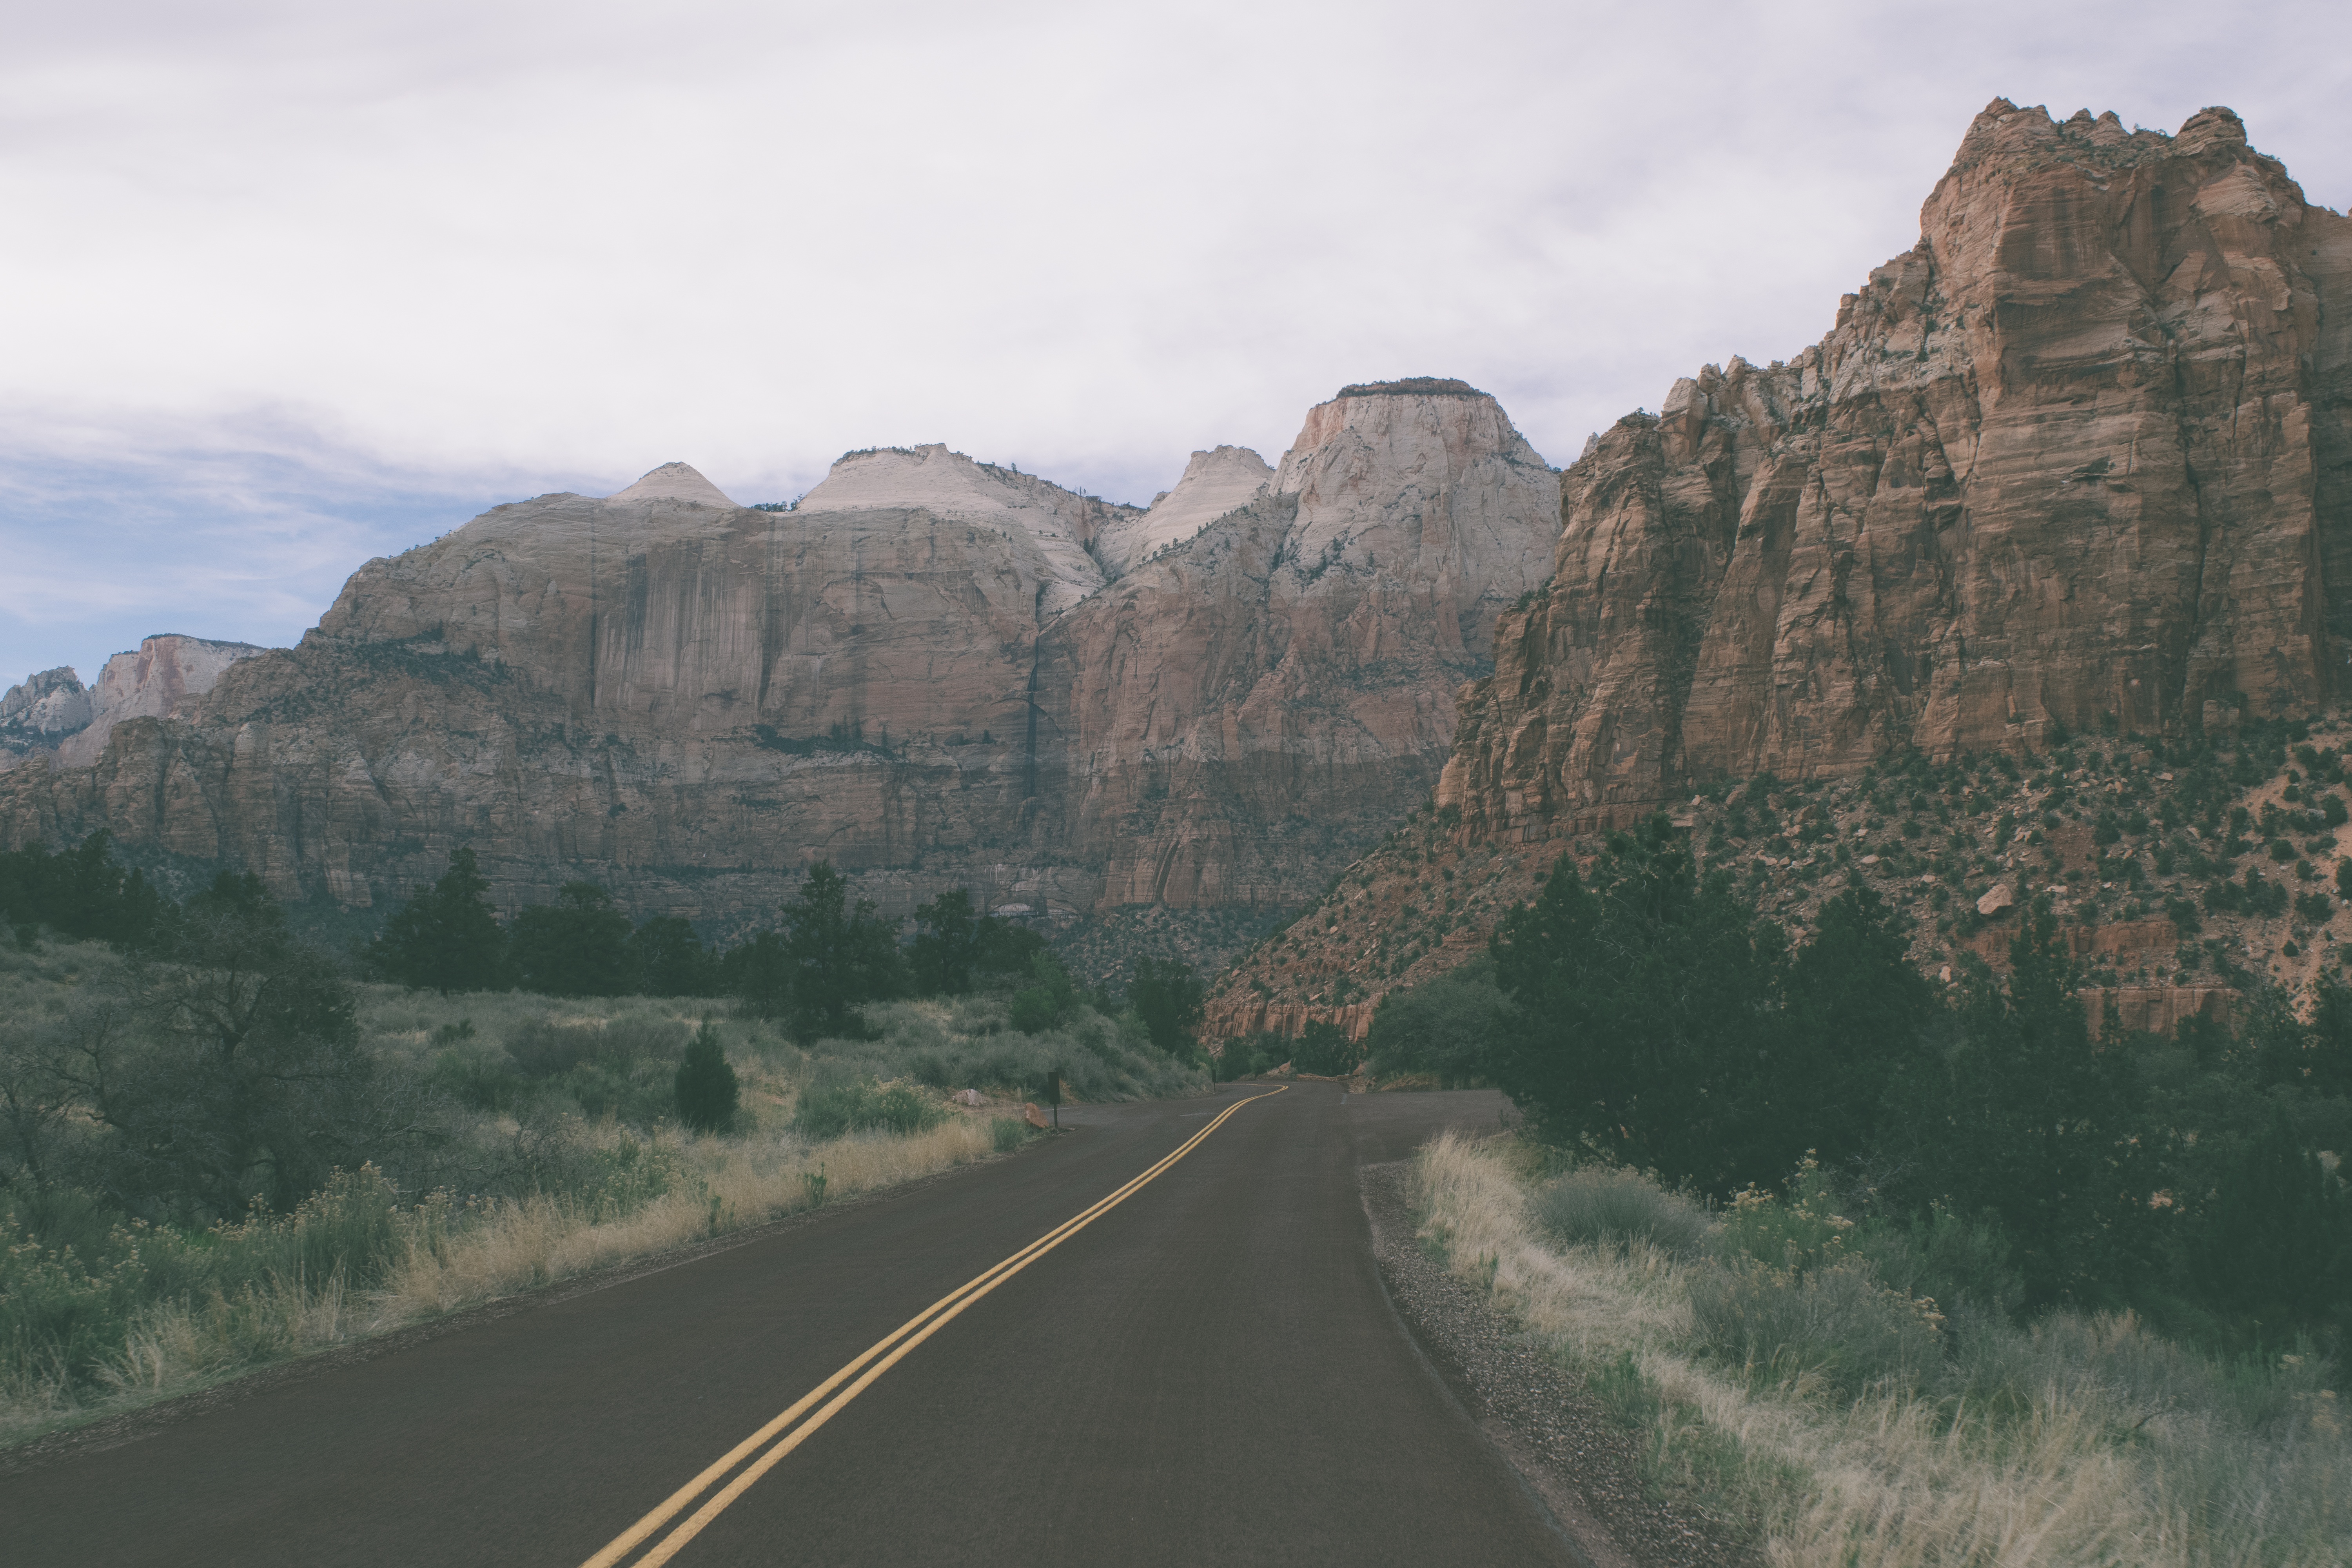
(1292, 1020), (1358, 1076)
(991, 1117), (1029, 1154)
(792, 1077), (946, 1141)
(1689, 1256), (1942, 1396)
(1532, 1165), (1714, 1258)
(672, 1022), (740, 1133)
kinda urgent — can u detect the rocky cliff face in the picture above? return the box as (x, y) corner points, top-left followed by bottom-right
(0, 669), (93, 770)
(0, 383), (1560, 935)
(1439, 102), (2351, 846)
(1209, 101), (2352, 1037)
(0, 637), (264, 773)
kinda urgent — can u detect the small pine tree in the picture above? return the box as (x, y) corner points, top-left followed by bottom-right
(673, 1020), (740, 1133)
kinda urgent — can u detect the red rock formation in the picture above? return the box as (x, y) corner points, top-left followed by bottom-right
(1441, 102), (2352, 848)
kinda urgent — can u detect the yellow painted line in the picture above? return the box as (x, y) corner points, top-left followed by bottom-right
(581, 1085), (1287, 1568)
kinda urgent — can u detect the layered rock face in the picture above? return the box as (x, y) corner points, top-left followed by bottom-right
(0, 384), (1559, 931)
(1045, 381), (1560, 909)
(1441, 102), (2352, 845)
(1210, 101), (2352, 1037)
(0, 670), (93, 769)
(0, 637), (263, 773)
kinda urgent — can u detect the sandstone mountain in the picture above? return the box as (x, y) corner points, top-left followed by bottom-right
(0, 383), (1559, 944)
(1209, 100), (2352, 1036)
(0, 636), (265, 773)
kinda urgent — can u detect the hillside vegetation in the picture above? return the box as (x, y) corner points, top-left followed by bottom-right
(0, 853), (1203, 1446)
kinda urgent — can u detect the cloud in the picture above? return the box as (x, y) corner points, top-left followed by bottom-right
(3, 0), (2347, 682)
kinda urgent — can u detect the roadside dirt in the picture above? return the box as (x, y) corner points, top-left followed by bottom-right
(1361, 1161), (1760, 1568)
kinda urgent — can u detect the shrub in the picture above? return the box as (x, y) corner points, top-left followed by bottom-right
(1688, 1256), (1942, 1396)
(505, 1018), (603, 1077)
(1532, 1165), (1714, 1258)
(1292, 1019), (1357, 1076)
(2297, 891), (2336, 926)
(991, 1117), (1029, 1154)
(792, 1076), (946, 1141)
(672, 1022), (740, 1133)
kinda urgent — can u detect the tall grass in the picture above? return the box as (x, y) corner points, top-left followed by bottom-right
(3, 952), (1192, 1448)
(5, 1116), (1009, 1445)
(1414, 1132), (2352, 1566)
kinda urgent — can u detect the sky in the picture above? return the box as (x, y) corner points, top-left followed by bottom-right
(3, 0), (2348, 688)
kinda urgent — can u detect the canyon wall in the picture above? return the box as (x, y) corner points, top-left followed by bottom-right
(0, 385), (1560, 932)
(1210, 100), (2352, 1036)
(1439, 101), (2352, 846)
(0, 636), (264, 773)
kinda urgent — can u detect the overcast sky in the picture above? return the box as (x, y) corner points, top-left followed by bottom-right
(4, 0), (2347, 688)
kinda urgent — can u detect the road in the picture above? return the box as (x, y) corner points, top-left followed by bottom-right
(1, 1083), (1583, 1566)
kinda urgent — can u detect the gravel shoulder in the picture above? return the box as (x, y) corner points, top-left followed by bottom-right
(1359, 1160), (1760, 1568)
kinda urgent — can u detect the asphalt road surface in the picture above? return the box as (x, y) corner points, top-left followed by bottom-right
(3, 1083), (1584, 1566)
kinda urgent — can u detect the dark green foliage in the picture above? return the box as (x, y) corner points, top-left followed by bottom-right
(1487, 816), (1793, 1191)
(2296, 891), (2336, 925)
(1364, 953), (1514, 1086)
(1007, 952), (1076, 1033)
(727, 863), (906, 1042)
(63, 873), (377, 1218)
(0, 831), (166, 948)
(628, 916), (714, 998)
(907, 889), (1042, 995)
(1127, 957), (1204, 1055)
(367, 847), (506, 993)
(1776, 884), (1936, 1174)
(1879, 905), (2137, 1308)
(509, 882), (634, 997)
(671, 1021), (740, 1132)
(1292, 1019), (1357, 1076)
(791, 1074), (944, 1140)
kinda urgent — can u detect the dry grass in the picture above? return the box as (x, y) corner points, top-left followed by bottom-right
(1414, 1131), (2352, 1568)
(5, 1114), (1005, 1446)
(372, 1115), (994, 1319)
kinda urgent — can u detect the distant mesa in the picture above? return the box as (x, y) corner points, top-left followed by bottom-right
(606, 462), (740, 510)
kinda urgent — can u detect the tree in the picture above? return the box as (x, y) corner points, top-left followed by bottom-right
(672, 1020), (740, 1133)
(1767, 881), (1936, 1176)
(1488, 815), (1787, 1191)
(368, 847), (506, 993)
(734, 863), (905, 1041)
(911, 889), (981, 995)
(1363, 954), (1515, 1087)
(629, 916), (713, 997)
(1880, 901), (2136, 1308)
(1128, 957), (1204, 1055)
(0, 830), (165, 948)
(58, 873), (379, 1217)
(510, 882), (633, 997)
(1292, 1019), (1357, 1076)
(1009, 951), (1076, 1033)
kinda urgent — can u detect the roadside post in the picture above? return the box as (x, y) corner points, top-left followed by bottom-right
(1047, 1069), (1062, 1129)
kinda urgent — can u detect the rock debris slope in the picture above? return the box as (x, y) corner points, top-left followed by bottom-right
(0, 386), (1559, 934)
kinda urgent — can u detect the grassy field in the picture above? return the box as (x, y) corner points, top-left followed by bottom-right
(1413, 1132), (2352, 1567)
(1, 941), (1208, 1447)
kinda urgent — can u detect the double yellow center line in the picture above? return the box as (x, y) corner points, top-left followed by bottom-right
(581, 1085), (1287, 1568)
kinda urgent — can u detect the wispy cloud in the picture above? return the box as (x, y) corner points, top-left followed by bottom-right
(3, 0), (2347, 684)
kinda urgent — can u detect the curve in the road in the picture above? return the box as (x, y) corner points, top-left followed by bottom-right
(592, 1087), (1288, 1568)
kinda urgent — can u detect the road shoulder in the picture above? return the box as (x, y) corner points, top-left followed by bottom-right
(1359, 1160), (1758, 1568)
